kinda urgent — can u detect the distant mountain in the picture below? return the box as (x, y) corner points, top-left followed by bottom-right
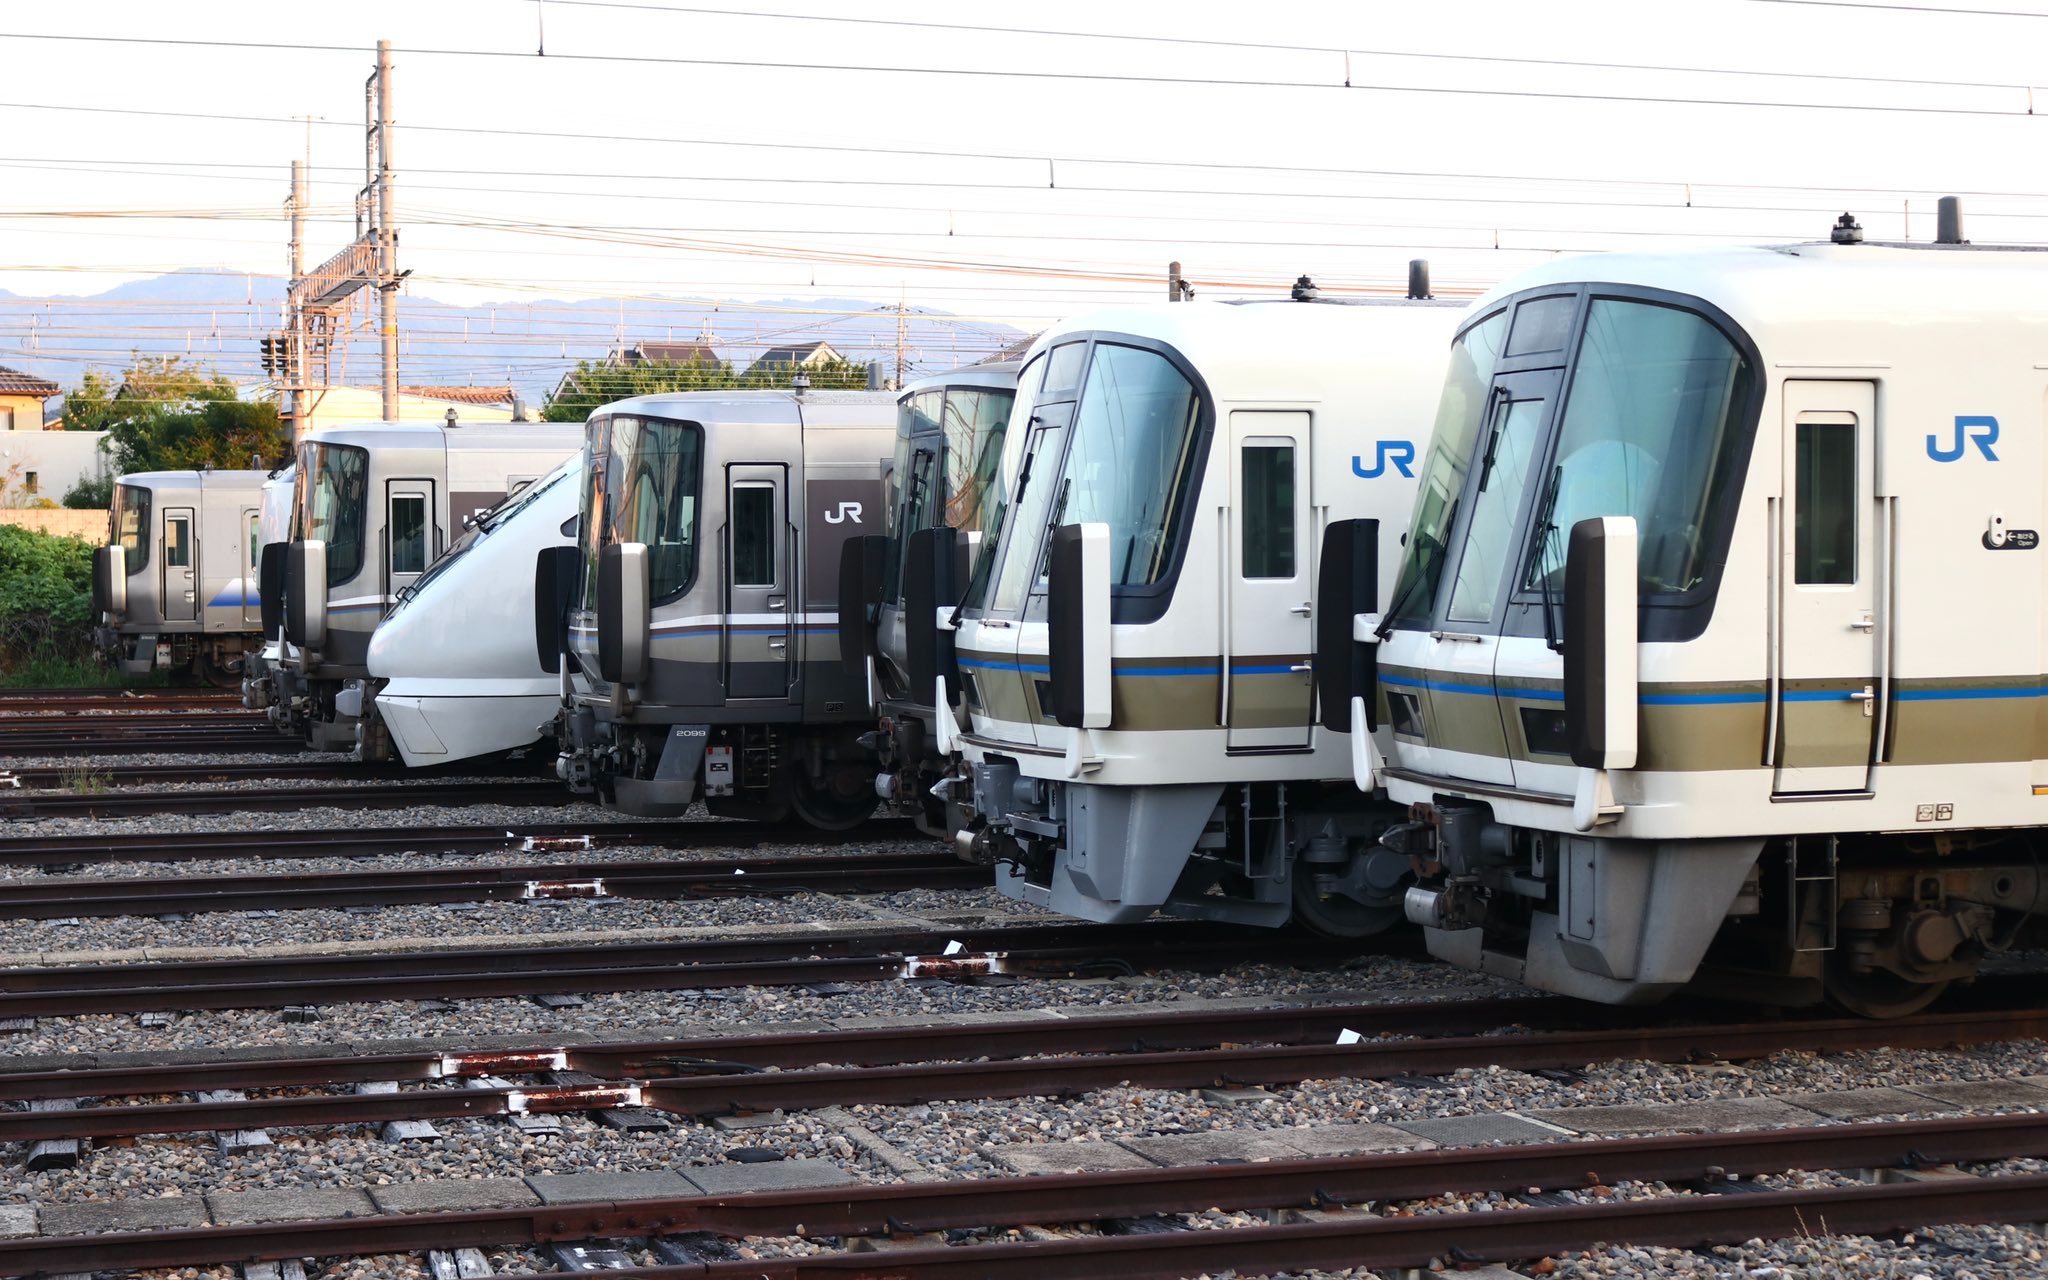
(1, 270), (1030, 404)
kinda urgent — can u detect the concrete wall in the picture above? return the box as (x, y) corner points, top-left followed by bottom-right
(0, 429), (109, 504)
(0, 508), (105, 539)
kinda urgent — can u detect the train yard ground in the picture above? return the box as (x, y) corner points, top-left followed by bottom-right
(2, 688), (2046, 1279)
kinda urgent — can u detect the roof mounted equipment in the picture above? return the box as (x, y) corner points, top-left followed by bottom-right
(1937, 196), (1968, 245)
(1291, 274), (1320, 302)
(1407, 259), (1432, 300)
(1831, 213), (1865, 245)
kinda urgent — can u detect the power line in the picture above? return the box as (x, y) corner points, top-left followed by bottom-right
(0, 32), (2036, 117)
(1737, 0), (2048, 15)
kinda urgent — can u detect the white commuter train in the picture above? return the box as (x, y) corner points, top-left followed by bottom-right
(1350, 210), (2048, 1015)
(275, 417), (582, 750)
(360, 455), (583, 766)
(92, 468), (272, 684)
(931, 283), (1463, 932)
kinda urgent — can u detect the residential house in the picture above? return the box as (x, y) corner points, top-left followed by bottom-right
(749, 341), (843, 374)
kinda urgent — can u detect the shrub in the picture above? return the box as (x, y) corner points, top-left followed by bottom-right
(0, 524), (98, 668)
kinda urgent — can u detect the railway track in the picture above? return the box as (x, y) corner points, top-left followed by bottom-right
(0, 817), (851, 867)
(0, 687), (245, 713)
(1, 756), (544, 789)
(0, 920), (1348, 1017)
(0, 723), (295, 757)
(0, 776), (578, 819)
(4, 997), (2048, 1276)
(0, 846), (973, 919)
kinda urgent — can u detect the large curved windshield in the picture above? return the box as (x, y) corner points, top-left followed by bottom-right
(1523, 299), (1753, 597)
(113, 483), (151, 575)
(1058, 344), (1200, 587)
(882, 390), (942, 604)
(301, 443), (369, 588)
(1387, 309), (1507, 626)
(579, 414), (703, 608)
(943, 386), (1013, 536)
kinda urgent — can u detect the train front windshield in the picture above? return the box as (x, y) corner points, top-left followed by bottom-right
(113, 483), (151, 575)
(299, 443), (370, 587)
(578, 413), (703, 610)
(1387, 293), (1755, 630)
(883, 384), (1015, 606)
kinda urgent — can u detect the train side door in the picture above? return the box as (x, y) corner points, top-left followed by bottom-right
(1224, 411), (1314, 750)
(241, 507), (261, 626)
(1772, 380), (1879, 795)
(725, 464), (791, 700)
(162, 507), (195, 621)
(385, 481), (434, 603)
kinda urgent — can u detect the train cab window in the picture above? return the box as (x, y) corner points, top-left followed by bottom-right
(596, 414), (703, 602)
(165, 516), (191, 569)
(1052, 343), (1201, 588)
(943, 387), (1015, 535)
(731, 483), (776, 587)
(1506, 295), (1575, 357)
(1524, 299), (1753, 599)
(1795, 421), (1856, 585)
(1240, 443), (1296, 579)
(1039, 343), (1087, 398)
(1446, 395), (1543, 624)
(389, 495), (427, 575)
(115, 483), (151, 575)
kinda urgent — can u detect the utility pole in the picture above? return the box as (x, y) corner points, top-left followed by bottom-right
(893, 290), (908, 391)
(1167, 261), (1193, 301)
(278, 42), (401, 438)
(373, 39), (399, 420)
(284, 160), (307, 445)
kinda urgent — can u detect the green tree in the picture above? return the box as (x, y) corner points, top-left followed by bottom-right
(544, 358), (742, 422)
(58, 356), (286, 497)
(737, 355), (872, 390)
(0, 524), (95, 664)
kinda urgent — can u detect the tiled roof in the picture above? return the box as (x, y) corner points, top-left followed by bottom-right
(624, 341), (721, 365)
(0, 366), (58, 397)
(754, 341), (840, 366)
(403, 385), (516, 406)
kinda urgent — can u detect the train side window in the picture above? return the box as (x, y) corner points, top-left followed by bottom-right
(731, 483), (776, 587)
(1240, 442), (1295, 578)
(1794, 420), (1856, 585)
(248, 514), (260, 568)
(165, 516), (191, 568)
(390, 495), (427, 574)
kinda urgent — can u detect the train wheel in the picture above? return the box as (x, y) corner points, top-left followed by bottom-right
(196, 654), (241, 688)
(1824, 962), (1951, 1019)
(1290, 873), (1402, 940)
(791, 771), (878, 832)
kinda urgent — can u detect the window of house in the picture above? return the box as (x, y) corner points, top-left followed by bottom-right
(23, 471), (36, 495)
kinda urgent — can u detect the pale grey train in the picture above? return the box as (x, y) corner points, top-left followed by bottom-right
(92, 468), (272, 684)
(546, 389), (894, 828)
(275, 418), (582, 750)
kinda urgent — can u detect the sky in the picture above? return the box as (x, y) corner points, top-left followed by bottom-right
(0, 0), (2042, 385)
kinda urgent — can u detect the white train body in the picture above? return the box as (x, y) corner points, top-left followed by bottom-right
(91, 469), (270, 682)
(1366, 235), (2048, 1013)
(363, 456), (583, 767)
(275, 418), (581, 750)
(943, 298), (1461, 930)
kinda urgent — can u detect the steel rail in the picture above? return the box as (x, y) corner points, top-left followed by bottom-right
(0, 993), (1561, 1102)
(0, 921), (1330, 1016)
(1, 757), (545, 789)
(1, 778), (580, 819)
(0, 712), (264, 730)
(0, 818), (840, 867)
(0, 731), (305, 757)
(6, 1001), (2044, 1139)
(0, 851), (979, 919)
(0, 692), (245, 712)
(2, 1119), (2044, 1276)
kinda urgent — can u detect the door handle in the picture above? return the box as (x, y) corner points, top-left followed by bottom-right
(1848, 616), (1875, 631)
(767, 595), (787, 609)
(1848, 686), (1875, 717)
(1290, 602), (1312, 616)
(767, 638), (787, 651)
(1289, 662), (1314, 674)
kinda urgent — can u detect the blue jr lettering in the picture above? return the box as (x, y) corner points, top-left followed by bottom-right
(1353, 441), (1416, 479)
(1928, 416), (1999, 463)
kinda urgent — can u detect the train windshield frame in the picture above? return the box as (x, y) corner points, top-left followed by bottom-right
(301, 442), (370, 588)
(1387, 285), (1760, 642)
(113, 482), (151, 575)
(578, 412), (704, 610)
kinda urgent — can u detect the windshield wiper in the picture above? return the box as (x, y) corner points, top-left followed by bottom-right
(1375, 497), (1458, 641)
(1474, 386), (1511, 493)
(1531, 463), (1565, 654)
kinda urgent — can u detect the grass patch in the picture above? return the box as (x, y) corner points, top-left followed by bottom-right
(59, 762), (112, 795)
(0, 651), (148, 689)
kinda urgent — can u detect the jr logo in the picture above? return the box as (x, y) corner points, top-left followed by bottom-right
(1352, 441), (1417, 479)
(1928, 416), (1999, 463)
(823, 501), (864, 525)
